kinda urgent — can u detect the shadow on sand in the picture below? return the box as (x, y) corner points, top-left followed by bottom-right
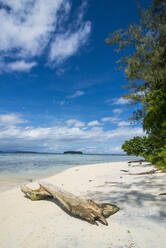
(85, 174), (166, 221)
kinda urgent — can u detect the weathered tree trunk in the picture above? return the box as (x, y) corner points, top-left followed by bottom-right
(129, 169), (158, 175)
(21, 184), (52, 200)
(21, 183), (119, 226)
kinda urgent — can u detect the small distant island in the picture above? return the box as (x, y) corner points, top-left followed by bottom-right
(64, 151), (83, 155)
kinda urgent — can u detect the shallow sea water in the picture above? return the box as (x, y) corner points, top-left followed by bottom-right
(0, 153), (138, 192)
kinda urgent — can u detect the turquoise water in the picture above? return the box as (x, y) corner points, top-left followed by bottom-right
(0, 153), (138, 191)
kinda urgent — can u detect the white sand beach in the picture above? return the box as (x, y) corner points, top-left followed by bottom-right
(0, 161), (166, 248)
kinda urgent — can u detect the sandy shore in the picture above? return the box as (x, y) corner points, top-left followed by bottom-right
(0, 161), (166, 248)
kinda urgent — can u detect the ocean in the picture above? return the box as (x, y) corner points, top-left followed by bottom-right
(0, 153), (138, 192)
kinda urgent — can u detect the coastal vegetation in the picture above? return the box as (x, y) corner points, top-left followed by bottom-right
(106, 0), (166, 169)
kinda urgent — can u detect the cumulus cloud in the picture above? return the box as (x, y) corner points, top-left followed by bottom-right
(87, 120), (102, 127)
(66, 119), (85, 127)
(67, 90), (85, 99)
(0, 113), (26, 126)
(6, 60), (37, 72)
(0, 113), (144, 153)
(0, 0), (91, 72)
(118, 121), (131, 127)
(101, 117), (119, 123)
(112, 97), (131, 105)
(106, 146), (123, 153)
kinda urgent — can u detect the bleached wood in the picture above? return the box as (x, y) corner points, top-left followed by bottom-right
(21, 183), (119, 226)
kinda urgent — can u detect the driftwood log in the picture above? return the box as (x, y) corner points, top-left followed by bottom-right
(129, 169), (158, 175)
(21, 183), (119, 226)
(128, 159), (147, 164)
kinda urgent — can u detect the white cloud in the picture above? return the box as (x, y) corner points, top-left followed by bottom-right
(0, 0), (62, 56)
(87, 120), (102, 127)
(0, 113), (26, 126)
(66, 119), (85, 127)
(49, 22), (91, 64)
(112, 97), (131, 105)
(106, 146), (123, 153)
(0, 0), (91, 72)
(118, 121), (131, 127)
(0, 113), (144, 153)
(101, 117), (119, 123)
(7, 60), (37, 72)
(67, 90), (85, 99)
(113, 108), (123, 114)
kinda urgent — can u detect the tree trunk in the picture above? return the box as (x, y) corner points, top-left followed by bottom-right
(21, 183), (119, 226)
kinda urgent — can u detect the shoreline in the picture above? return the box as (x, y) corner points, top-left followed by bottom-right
(0, 154), (138, 193)
(0, 161), (123, 193)
(0, 157), (138, 193)
(0, 161), (166, 248)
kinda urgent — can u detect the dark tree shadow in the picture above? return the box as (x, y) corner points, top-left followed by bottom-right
(84, 174), (166, 222)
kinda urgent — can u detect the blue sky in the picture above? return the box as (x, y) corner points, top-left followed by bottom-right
(0, 0), (151, 153)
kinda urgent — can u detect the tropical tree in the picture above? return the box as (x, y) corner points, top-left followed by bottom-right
(106, 0), (166, 167)
(122, 136), (156, 159)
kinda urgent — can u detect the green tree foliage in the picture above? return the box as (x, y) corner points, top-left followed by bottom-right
(122, 136), (155, 158)
(106, 0), (166, 167)
(122, 136), (147, 157)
